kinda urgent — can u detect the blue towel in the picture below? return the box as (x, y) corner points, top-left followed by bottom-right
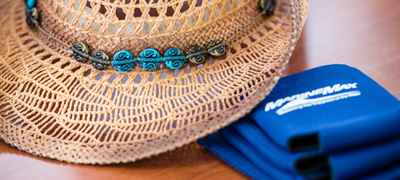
(250, 64), (400, 153)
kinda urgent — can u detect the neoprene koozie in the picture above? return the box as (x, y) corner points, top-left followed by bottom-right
(251, 64), (400, 153)
(199, 65), (400, 180)
(198, 123), (400, 180)
(197, 131), (330, 180)
(226, 116), (400, 179)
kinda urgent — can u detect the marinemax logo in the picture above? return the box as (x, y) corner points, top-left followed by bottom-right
(265, 83), (361, 115)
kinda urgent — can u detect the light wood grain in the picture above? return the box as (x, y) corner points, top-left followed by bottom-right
(1, 0), (400, 179)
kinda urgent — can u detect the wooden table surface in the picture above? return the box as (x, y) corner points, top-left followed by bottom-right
(1, 0), (400, 179)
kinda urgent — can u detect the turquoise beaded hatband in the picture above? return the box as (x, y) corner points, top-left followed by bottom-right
(25, 0), (276, 71)
(164, 48), (186, 70)
(25, 0), (35, 12)
(137, 48), (162, 70)
(112, 51), (136, 72)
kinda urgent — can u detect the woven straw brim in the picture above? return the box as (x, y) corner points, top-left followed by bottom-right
(0, 0), (308, 164)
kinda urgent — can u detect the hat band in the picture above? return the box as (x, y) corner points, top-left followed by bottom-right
(25, 0), (276, 72)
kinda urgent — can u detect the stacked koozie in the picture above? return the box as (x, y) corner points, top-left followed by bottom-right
(198, 64), (400, 180)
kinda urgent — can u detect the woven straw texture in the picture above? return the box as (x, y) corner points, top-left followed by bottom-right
(0, 0), (308, 164)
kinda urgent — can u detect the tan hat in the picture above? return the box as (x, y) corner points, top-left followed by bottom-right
(0, 0), (308, 164)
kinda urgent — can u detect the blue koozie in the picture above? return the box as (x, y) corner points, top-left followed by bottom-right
(224, 116), (400, 179)
(198, 127), (400, 180)
(198, 64), (400, 180)
(198, 132), (330, 180)
(226, 116), (323, 175)
(251, 64), (400, 153)
(197, 133), (272, 180)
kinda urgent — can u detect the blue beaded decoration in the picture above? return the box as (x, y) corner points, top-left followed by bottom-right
(26, 0), (36, 12)
(137, 48), (162, 70)
(164, 48), (186, 70)
(25, 0), (276, 72)
(112, 50), (136, 72)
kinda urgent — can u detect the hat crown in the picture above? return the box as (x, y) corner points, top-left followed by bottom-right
(37, 0), (258, 54)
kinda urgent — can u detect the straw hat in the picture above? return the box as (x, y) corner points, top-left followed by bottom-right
(0, 0), (308, 164)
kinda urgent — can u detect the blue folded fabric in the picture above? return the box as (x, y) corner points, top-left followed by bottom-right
(219, 126), (298, 179)
(356, 162), (400, 180)
(199, 118), (400, 180)
(219, 125), (330, 179)
(328, 137), (400, 180)
(198, 132), (330, 180)
(250, 64), (400, 153)
(198, 133), (271, 180)
(199, 130), (400, 180)
(227, 116), (324, 175)
(227, 116), (400, 179)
